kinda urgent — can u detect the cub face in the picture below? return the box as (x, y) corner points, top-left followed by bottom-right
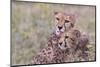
(54, 11), (75, 35)
(58, 29), (81, 50)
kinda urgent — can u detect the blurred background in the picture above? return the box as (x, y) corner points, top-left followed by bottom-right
(11, 1), (96, 65)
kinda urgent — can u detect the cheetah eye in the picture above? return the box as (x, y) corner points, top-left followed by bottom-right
(70, 38), (74, 41)
(65, 20), (70, 23)
(56, 18), (59, 20)
(65, 36), (69, 39)
(59, 42), (62, 45)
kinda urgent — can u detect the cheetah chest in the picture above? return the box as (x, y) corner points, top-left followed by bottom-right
(40, 47), (54, 62)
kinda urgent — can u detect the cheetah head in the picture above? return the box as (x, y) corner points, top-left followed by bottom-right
(54, 11), (76, 35)
(58, 29), (81, 50)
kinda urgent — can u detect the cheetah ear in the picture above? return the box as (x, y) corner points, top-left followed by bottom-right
(74, 30), (81, 38)
(70, 14), (76, 22)
(76, 31), (81, 38)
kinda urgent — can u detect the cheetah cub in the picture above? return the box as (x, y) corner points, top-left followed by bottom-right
(54, 11), (75, 35)
(58, 29), (81, 51)
(58, 28), (89, 60)
(32, 46), (54, 64)
(58, 28), (89, 51)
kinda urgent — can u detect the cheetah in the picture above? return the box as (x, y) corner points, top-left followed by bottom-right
(31, 41), (67, 64)
(54, 11), (75, 35)
(47, 11), (76, 48)
(58, 29), (89, 61)
(32, 32), (68, 64)
(58, 29), (81, 51)
(31, 11), (89, 64)
(32, 46), (54, 64)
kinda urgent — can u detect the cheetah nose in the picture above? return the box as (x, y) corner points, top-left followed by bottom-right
(64, 44), (67, 47)
(59, 42), (62, 45)
(65, 36), (69, 38)
(58, 26), (62, 30)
